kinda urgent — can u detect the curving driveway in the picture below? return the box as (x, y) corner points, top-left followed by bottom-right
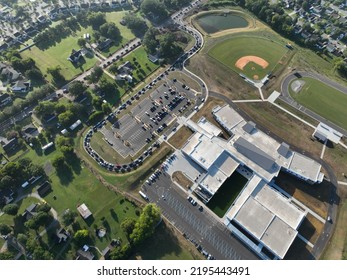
(280, 71), (347, 137)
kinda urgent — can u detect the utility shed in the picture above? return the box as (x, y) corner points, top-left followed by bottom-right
(77, 203), (92, 219)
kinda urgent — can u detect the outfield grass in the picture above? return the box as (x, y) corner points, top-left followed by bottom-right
(207, 172), (247, 218)
(289, 77), (347, 130)
(21, 25), (97, 83)
(208, 36), (287, 79)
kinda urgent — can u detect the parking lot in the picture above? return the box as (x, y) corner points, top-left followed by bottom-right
(142, 174), (259, 260)
(98, 77), (199, 158)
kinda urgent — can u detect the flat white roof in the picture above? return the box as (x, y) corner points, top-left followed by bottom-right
(288, 152), (322, 182)
(213, 105), (244, 131)
(253, 185), (305, 229)
(214, 152), (239, 177)
(197, 117), (222, 137)
(314, 122), (342, 144)
(182, 133), (225, 171)
(200, 165), (228, 195)
(230, 178), (305, 259)
(261, 217), (298, 259)
(234, 197), (275, 239)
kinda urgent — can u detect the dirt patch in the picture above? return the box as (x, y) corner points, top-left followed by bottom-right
(253, 75), (259, 80)
(172, 171), (193, 190)
(168, 126), (194, 149)
(235, 55), (269, 70)
(275, 172), (330, 219)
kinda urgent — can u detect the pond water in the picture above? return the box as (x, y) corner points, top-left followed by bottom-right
(196, 13), (248, 34)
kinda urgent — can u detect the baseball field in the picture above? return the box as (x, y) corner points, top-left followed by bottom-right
(208, 36), (288, 80)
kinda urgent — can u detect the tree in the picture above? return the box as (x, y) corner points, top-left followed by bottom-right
(141, 0), (168, 22)
(159, 33), (183, 62)
(62, 210), (77, 226)
(47, 65), (65, 85)
(25, 68), (43, 81)
(0, 223), (12, 235)
(36, 203), (51, 213)
(73, 229), (89, 246)
(98, 76), (116, 96)
(130, 204), (161, 245)
(56, 136), (74, 150)
(0, 252), (14, 260)
(58, 110), (75, 127)
(87, 12), (106, 29)
(0, 175), (15, 191)
(99, 22), (121, 41)
(109, 243), (131, 260)
(2, 203), (19, 216)
(89, 66), (104, 83)
(102, 102), (112, 114)
(88, 111), (104, 124)
(77, 38), (86, 48)
(143, 27), (159, 54)
(123, 13), (148, 36)
(68, 81), (87, 97)
(35, 101), (56, 117)
(120, 217), (136, 238)
(32, 246), (53, 260)
(52, 155), (66, 170)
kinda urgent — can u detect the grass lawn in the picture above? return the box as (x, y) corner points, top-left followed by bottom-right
(102, 11), (136, 56)
(208, 35), (287, 79)
(44, 164), (139, 251)
(113, 47), (159, 86)
(168, 126), (194, 149)
(290, 77), (347, 130)
(21, 24), (97, 83)
(90, 131), (132, 164)
(322, 187), (347, 260)
(207, 172), (247, 218)
(132, 221), (202, 260)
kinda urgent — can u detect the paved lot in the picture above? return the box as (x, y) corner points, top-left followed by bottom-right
(99, 77), (199, 158)
(142, 174), (259, 260)
(166, 151), (205, 181)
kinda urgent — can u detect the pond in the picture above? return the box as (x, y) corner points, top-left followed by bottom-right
(196, 12), (248, 34)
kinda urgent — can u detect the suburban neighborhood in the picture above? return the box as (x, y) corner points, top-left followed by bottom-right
(0, 0), (347, 263)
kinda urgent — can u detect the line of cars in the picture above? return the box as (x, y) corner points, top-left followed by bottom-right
(84, 124), (160, 173)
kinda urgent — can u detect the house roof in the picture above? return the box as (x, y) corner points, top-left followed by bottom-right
(76, 249), (95, 260)
(77, 203), (92, 219)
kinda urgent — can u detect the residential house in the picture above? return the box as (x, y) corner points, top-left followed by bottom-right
(22, 203), (37, 221)
(97, 38), (112, 51)
(11, 80), (31, 93)
(21, 124), (39, 142)
(55, 228), (70, 243)
(0, 188), (14, 206)
(0, 62), (20, 83)
(67, 49), (82, 63)
(1, 137), (19, 154)
(326, 42), (336, 53)
(76, 245), (95, 260)
(37, 181), (52, 197)
(0, 93), (12, 108)
(301, 30), (312, 39)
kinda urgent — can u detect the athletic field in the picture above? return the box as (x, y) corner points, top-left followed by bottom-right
(290, 77), (347, 130)
(208, 36), (287, 80)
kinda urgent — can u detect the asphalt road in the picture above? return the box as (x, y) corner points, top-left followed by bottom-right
(209, 90), (339, 259)
(280, 71), (347, 137)
(142, 174), (259, 260)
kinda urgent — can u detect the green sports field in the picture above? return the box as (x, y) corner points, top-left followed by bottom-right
(290, 77), (347, 130)
(208, 36), (287, 80)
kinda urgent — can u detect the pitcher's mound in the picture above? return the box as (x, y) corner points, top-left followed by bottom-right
(253, 75), (259, 80)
